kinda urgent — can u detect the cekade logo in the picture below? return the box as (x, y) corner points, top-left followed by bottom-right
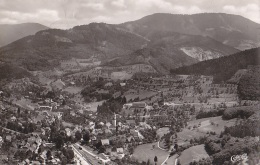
(231, 153), (248, 163)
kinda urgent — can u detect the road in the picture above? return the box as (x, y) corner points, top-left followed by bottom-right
(161, 154), (178, 165)
(71, 145), (91, 165)
(73, 143), (110, 164)
(156, 139), (178, 165)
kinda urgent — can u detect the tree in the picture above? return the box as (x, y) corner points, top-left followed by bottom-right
(65, 149), (74, 162)
(62, 99), (66, 105)
(128, 146), (134, 154)
(61, 156), (68, 165)
(46, 150), (52, 160)
(174, 143), (178, 151)
(154, 156), (158, 164)
(83, 131), (90, 143)
(99, 145), (106, 153)
(75, 131), (82, 141)
(17, 107), (20, 115)
(122, 96), (127, 104)
(176, 159), (181, 165)
(147, 159), (150, 165)
(55, 134), (64, 149)
(95, 141), (102, 150)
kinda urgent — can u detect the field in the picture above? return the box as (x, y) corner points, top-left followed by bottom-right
(35, 69), (63, 85)
(157, 127), (170, 149)
(156, 127), (170, 138)
(133, 142), (169, 165)
(179, 144), (209, 165)
(63, 86), (83, 94)
(176, 129), (206, 146)
(110, 71), (132, 80)
(175, 116), (237, 146)
(85, 101), (105, 112)
(124, 90), (157, 102)
(76, 58), (101, 67)
(12, 97), (38, 110)
(164, 154), (178, 165)
(62, 121), (74, 128)
(60, 59), (80, 71)
(187, 116), (237, 134)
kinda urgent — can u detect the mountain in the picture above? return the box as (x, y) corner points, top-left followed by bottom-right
(0, 13), (258, 80)
(171, 47), (260, 83)
(121, 13), (260, 50)
(0, 23), (49, 47)
(104, 32), (238, 74)
(0, 23), (147, 71)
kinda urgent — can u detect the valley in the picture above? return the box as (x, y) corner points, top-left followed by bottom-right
(0, 12), (259, 165)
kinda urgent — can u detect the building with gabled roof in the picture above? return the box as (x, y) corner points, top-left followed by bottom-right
(101, 139), (110, 146)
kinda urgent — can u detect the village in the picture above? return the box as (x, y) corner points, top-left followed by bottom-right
(0, 71), (259, 165)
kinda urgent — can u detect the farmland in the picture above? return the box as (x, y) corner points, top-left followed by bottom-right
(133, 142), (169, 165)
(179, 144), (209, 165)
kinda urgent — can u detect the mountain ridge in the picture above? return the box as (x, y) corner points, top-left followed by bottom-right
(0, 23), (49, 47)
(0, 13), (258, 80)
(104, 31), (239, 74)
(120, 13), (260, 50)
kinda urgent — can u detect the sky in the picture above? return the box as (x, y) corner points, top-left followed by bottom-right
(0, 0), (259, 29)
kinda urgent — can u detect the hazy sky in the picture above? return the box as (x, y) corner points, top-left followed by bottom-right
(0, 0), (259, 29)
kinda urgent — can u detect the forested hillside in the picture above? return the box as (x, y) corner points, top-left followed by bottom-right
(171, 48), (260, 83)
(238, 66), (260, 100)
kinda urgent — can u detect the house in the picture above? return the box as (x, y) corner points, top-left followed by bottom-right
(10, 116), (17, 121)
(120, 83), (126, 87)
(101, 139), (110, 146)
(104, 82), (113, 87)
(54, 112), (63, 119)
(39, 105), (52, 111)
(28, 143), (38, 152)
(130, 129), (144, 139)
(0, 104), (6, 111)
(5, 135), (12, 142)
(51, 79), (65, 90)
(27, 136), (36, 144)
(51, 158), (61, 164)
(132, 102), (146, 108)
(139, 122), (152, 129)
(124, 89), (137, 95)
(123, 103), (133, 110)
(70, 111), (76, 116)
(116, 148), (124, 154)
(130, 129), (139, 138)
(30, 161), (41, 165)
(153, 102), (159, 109)
(109, 125), (116, 131)
(106, 122), (112, 128)
(0, 136), (3, 146)
(129, 102), (147, 113)
(105, 129), (112, 135)
(96, 89), (109, 94)
(88, 122), (95, 129)
(113, 91), (121, 98)
(91, 136), (97, 141)
(65, 128), (71, 137)
(126, 120), (136, 127)
(93, 129), (103, 135)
